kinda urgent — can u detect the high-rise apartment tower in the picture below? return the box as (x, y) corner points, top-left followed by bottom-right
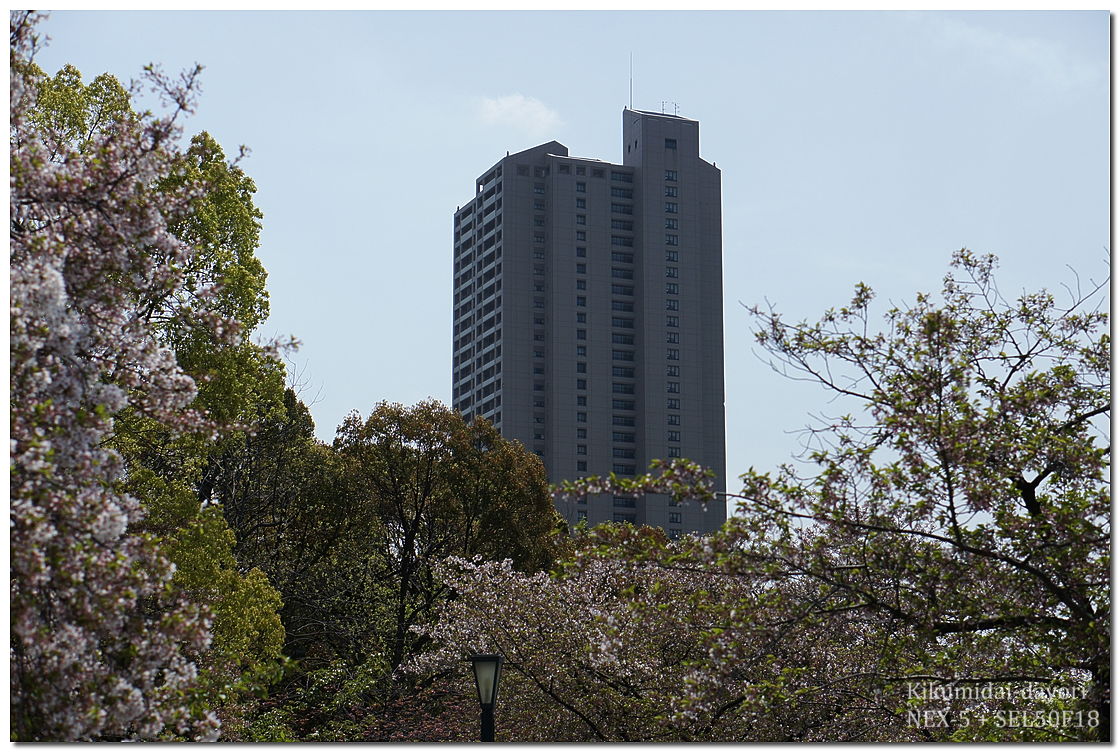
(452, 109), (726, 534)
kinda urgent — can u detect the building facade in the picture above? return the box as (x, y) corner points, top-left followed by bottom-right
(452, 109), (726, 534)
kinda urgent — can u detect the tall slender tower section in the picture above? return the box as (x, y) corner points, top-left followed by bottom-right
(452, 110), (726, 535)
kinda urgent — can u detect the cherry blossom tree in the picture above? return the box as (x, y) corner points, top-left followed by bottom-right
(10, 11), (252, 739)
(420, 251), (1108, 742)
(412, 530), (913, 742)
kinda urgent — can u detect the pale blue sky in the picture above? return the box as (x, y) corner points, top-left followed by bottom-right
(32, 10), (1110, 491)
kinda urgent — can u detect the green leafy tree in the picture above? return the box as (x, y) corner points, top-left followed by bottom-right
(333, 400), (562, 670)
(215, 399), (563, 740)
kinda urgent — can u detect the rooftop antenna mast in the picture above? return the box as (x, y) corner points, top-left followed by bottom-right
(661, 100), (680, 116)
(629, 52), (633, 109)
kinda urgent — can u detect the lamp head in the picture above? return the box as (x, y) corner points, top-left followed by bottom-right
(469, 653), (504, 708)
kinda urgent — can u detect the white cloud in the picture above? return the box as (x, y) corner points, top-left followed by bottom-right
(925, 15), (1099, 91)
(476, 94), (563, 137)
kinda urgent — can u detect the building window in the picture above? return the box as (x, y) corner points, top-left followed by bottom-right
(667, 413), (681, 425)
(668, 430), (681, 442)
(667, 332), (680, 344)
(576, 362), (587, 373)
(667, 365), (680, 377)
(613, 414), (635, 425)
(665, 202), (678, 213)
(613, 350), (635, 361)
(665, 235), (679, 246)
(577, 412), (587, 422)
(666, 315), (679, 327)
(665, 186), (678, 197)
(612, 466), (636, 477)
(611, 202), (633, 214)
(612, 432), (635, 442)
(576, 165), (586, 176)
(667, 381), (680, 393)
(612, 383), (635, 394)
(611, 219), (634, 231)
(611, 267), (634, 279)
(613, 494), (636, 507)
(576, 197), (586, 209)
(534, 199), (545, 210)
(610, 170), (633, 182)
(577, 428), (587, 438)
(667, 348), (679, 360)
(577, 395), (587, 406)
(665, 218), (678, 229)
(558, 163), (570, 174)
(576, 246), (587, 257)
(611, 236), (634, 247)
(667, 398), (680, 409)
(666, 250), (679, 262)
(576, 231), (586, 241)
(577, 329), (587, 340)
(534, 299), (546, 309)
(576, 279), (586, 290)
(576, 181), (586, 193)
(534, 216), (545, 227)
(576, 263), (586, 273)
(577, 462), (587, 473)
(666, 283), (679, 295)
(592, 168), (605, 178)
(577, 379), (587, 389)
(613, 366), (635, 378)
(665, 138), (677, 149)
(612, 301), (634, 312)
(665, 169), (678, 181)
(668, 447), (682, 457)
(611, 284), (633, 296)
(577, 313), (587, 323)
(576, 215), (586, 225)
(612, 399), (635, 410)
(666, 299), (679, 311)
(576, 345), (587, 356)
(612, 317), (634, 328)
(610, 187), (633, 199)
(533, 366), (544, 375)
(576, 296), (586, 306)
(577, 445), (587, 455)
(612, 333), (634, 344)
(612, 252), (634, 263)
(666, 266), (679, 278)
(669, 512), (682, 524)
(534, 233), (545, 243)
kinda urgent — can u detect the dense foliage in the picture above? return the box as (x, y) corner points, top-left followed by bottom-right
(11, 12), (223, 739)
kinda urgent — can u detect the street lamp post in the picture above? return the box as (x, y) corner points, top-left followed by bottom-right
(469, 654), (504, 742)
